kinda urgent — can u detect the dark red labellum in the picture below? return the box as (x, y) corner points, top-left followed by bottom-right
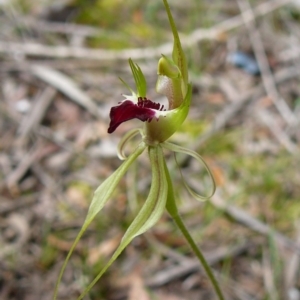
(108, 97), (164, 133)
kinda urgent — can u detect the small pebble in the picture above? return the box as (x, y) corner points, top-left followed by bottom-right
(227, 51), (260, 76)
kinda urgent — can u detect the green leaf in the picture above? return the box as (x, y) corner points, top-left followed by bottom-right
(53, 142), (146, 300)
(77, 145), (168, 299)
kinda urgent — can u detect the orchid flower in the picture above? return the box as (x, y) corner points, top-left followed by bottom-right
(54, 1), (225, 300)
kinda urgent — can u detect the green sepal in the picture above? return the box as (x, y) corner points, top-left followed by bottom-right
(86, 142), (146, 221)
(77, 145), (168, 300)
(53, 142), (146, 300)
(128, 58), (147, 97)
(119, 59), (147, 99)
(162, 141), (216, 200)
(162, 0), (188, 95)
(163, 156), (178, 218)
(119, 76), (135, 97)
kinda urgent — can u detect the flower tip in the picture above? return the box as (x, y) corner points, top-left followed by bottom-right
(107, 125), (115, 134)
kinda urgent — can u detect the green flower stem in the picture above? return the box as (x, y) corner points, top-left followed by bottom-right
(163, 160), (225, 300)
(171, 214), (225, 300)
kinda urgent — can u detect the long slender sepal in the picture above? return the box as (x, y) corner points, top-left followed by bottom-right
(53, 143), (146, 300)
(77, 145), (168, 300)
(155, 0), (189, 109)
(162, 0), (188, 89)
(162, 142), (216, 200)
(163, 156), (178, 218)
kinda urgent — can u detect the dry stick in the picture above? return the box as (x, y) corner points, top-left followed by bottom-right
(155, 242), (255, 300)
(256, 109), (297, 153)
(217, 77), (241, 103)
(183, 171), (300, 255)
(146, 235), (256, 300)
(16, 0), (290, 39)
(0, 0), (292, 61)
(0, 95), (79, 154)
(187, 0), (293, 46)
(31, 65), (101, 118)
(237, 0), (297, 126)
(35, 125), (78, 153)
(18, 16), (103, 36)
(279, 19), (300, 59)
(146, 241), (249, 287)
(5, 143), (40, 192)
(190, 83), (263, 153)
(279, 45), (300, 63)
(190, 65), (300, 153)
(0, 88), (98, 161)
(0, 194), (38, 214)
(18, 86), (56, 139)
(278, 20), (300, 63)
(210, 192), (300, 256)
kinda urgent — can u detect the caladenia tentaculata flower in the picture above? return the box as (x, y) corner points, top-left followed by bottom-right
(54, 1), (225, 300)
(108, 57), (191, 147)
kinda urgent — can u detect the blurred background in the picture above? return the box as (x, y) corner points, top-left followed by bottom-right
(0, 0), (300, 299)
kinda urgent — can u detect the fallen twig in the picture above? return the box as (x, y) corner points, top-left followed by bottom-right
(0, 194), (37, 214)
(31, 65), (101, 118)
(146, 240), (248, 287)
(18, 86), (56, 139)
(256, 108), (297, 153)
(210, 191), (300, 255)
(191, 65), (300, 152)
(237, 0), (297, 126)
(0, 0), (292, 61)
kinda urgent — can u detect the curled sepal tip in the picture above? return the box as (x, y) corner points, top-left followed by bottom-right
(162, 142), (216, 200)
(117, 128), (143, 160)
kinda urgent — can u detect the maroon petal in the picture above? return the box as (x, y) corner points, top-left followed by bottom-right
(108, 98), (164, 134)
